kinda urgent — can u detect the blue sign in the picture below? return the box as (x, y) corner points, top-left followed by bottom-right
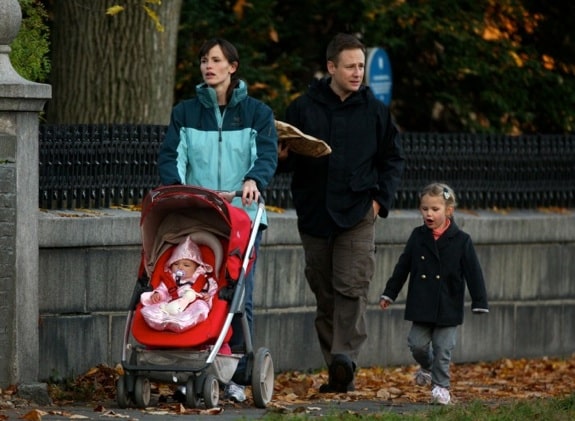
(366, 47), (392, 106)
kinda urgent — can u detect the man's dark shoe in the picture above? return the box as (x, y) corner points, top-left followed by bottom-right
(318, 381), (355, 393)
(339, 382), (355, 393)
(318, 382), (336, 393)
(319, 354), (356, 393)
(329, 354), (355, 386)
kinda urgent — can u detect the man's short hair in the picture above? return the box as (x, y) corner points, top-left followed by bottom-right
(326, 33), (366, 64)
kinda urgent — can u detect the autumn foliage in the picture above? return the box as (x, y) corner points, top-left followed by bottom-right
(272, 356), (575, 407)
(39, 355), (575, 409)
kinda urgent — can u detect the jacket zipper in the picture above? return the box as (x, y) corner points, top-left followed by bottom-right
(217, 108), (225, 190)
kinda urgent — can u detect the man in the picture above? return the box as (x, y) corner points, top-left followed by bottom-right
(279, 33), (405, 392)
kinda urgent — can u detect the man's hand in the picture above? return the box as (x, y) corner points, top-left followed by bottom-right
(278, 140), (289, 160)
(372, 200), (381, 219)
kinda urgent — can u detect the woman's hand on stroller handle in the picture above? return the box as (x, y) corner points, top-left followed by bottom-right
(241, 178), (259, 206)
(218, 185), (264, 206)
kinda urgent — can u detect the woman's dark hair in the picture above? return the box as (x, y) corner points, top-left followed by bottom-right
(326, 33), (366, 64)
(198, 38), (240, 103)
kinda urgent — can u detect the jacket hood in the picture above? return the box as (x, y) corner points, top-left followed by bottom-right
(307, 77), (370, 105)
(165, 235), (213, 274)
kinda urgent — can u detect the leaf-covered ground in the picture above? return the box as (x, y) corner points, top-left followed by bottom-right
(35, 354), (575, 409)
(45, 354), (575, 404)
(272, 355), (575, 407)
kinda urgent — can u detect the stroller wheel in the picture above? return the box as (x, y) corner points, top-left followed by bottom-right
(202, 374), (219, 408)
(115, 376), (130, 408)
(133, 376), (151, 408)
(251, 347), (274, 408)
(185, 377), (201, 408)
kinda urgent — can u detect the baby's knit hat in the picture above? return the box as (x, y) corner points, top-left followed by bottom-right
(166, 235), (213, 273)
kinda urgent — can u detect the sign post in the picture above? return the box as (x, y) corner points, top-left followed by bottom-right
(366, 47), (392, 106)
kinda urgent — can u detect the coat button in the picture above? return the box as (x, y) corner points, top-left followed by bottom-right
(436, 275), (440, 279)
(421, 255), (425, 260)
(421, 274), (426, 279)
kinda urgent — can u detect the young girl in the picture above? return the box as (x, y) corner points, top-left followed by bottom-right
(140, 235), (218, 333)
(379, 182), (489, 405)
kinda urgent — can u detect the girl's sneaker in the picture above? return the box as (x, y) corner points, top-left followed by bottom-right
(414, 369), (432, 386)
(431, 385), (451, 405)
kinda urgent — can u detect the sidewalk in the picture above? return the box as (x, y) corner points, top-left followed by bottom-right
(1, 398), (430, 420)
(1, 381), (431, 420)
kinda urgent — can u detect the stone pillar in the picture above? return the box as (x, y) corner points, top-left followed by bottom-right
(0, 0), (51, 387)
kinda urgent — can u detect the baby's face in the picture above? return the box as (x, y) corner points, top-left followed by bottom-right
(171, 258), (198, 278)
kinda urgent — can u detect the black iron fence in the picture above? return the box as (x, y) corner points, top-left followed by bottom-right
(39, 125), (575, 210)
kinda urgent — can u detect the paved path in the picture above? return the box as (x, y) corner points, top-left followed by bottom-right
(1, 398), (430, 420)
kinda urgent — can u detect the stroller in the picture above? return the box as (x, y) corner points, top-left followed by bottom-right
(116, 185), (274, 409)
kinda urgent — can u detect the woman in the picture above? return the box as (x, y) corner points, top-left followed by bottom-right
(157, 38), (278, 402)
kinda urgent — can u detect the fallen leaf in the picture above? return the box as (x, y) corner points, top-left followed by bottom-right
(99, 410), (131, 418)
(19, 409), (47, 421)
(376, 389), (391, 399)
(199, 407), (224, 415)
(265, 205), (285, 213)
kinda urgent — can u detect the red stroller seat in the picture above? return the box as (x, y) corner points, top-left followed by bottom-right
(132, 231), (233, 348)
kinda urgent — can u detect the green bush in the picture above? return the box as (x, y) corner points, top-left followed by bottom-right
(10, 0), (50, 82)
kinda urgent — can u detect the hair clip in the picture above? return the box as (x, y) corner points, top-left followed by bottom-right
(443, 187), (450, 200)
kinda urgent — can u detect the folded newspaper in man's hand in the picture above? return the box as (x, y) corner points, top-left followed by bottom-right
(275, 120), (331, 158)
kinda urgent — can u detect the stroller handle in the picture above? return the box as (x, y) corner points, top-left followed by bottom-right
(234, 190), (265, 205)
(219, 190), (265, 206)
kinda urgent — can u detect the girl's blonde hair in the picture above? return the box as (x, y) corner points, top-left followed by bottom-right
(419, 182), (457, 209)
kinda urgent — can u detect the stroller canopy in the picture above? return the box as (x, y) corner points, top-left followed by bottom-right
(140, 185), (254, 280)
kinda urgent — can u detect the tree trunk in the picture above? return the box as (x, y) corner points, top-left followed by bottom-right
(46, 0), (182, 124)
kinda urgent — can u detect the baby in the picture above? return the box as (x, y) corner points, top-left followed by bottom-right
(140, 235), (218, 333)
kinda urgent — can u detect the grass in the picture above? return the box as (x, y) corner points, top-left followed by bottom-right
(259, 394), (575, 420)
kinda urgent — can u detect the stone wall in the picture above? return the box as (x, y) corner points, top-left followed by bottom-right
(0, 149), (16, 383)
(1, 0), (51, 387)
(37, 208), (575, 381)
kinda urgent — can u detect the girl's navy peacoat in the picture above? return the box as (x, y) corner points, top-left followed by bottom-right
(382, 220), (489, 326)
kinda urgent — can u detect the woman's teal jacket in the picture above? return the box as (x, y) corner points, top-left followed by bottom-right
(158, 80), (278, 226)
